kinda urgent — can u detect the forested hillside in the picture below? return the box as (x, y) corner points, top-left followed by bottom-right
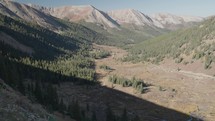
(125, 17), (215, 68)
(81, 22), (167, 47)
(0, 13), (99, 120)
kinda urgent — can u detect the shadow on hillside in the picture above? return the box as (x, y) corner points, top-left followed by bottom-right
(59, 79), (203, 120)
(0, 23), (79, 60)
(0, 55), (96, 86)
(0, 56), (203, 121)
(86, 85), (203, 121)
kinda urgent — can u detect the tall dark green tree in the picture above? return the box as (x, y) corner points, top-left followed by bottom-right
(91, 111), (97, 121)
(34, 81), (43, 104)
(106, 105), (115, 121)
(17, 79), (25, 95)
(120, 108), (128, 121)
(59, 98), (66, 114)
(68, 100), (82, 121)
(131, 115), (140, 121)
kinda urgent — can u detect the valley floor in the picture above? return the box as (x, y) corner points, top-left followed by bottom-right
(94, 44), (215, 121)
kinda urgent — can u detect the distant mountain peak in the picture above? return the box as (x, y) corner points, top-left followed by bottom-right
(0, 0), (65, 30)
(150, 13), (204, 30)
(50, 5), (119, 28)
(107, 9), (155, 27)
(0, 0), (204, 30)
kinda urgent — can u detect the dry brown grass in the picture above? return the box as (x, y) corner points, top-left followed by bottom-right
(94, 44), (215, 121)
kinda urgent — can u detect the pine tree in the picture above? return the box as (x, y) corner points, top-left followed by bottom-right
(91, 111), (97, 121)
(120, 108), (128, 121)
(106, 105), (115, 121)
(69, 100), (82, 121)
(86, 103), (90, 112)
(34, 81), (43, 104)
(17, 79), (25, 95)
(59, 98), (66, 114)
(132, 115), (140, 121)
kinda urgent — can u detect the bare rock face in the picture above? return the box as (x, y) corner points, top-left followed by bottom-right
(0, 0), (204, 30)
(150, 13), (204, 30)
(108, 9), (204, 30)
(0, 0), (64, 30)
(108, 9), (164, 28)
(50, 5), (119, 28)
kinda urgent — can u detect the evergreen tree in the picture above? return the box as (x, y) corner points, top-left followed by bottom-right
(59, 98), (66, 114)
(86, 103), (90, 112)
(17, 79), (25, 95)
(131, 115), (140, 121)
(120, 108), (128, 121)
(34, 81), (43, 104)
(68, 100), (82, 121)
(81, 110), (86, 121)
(91, 111), (97, 121)
(106, 105), (115, 121)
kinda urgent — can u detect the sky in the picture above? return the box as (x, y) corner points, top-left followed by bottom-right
(15, 0), (215, 17)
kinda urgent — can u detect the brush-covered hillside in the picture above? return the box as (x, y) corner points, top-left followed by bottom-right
(125, 17), (215, 69)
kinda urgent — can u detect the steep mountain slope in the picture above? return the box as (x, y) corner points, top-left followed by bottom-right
(0, 13), (103, 81)
(126, 17), (215, 68)
(151, 13), (204, 30)
(108, 9), (163, 28)
(49, 5), (119, 29)
(0, 2), (19, 18)
(22, 2), (203, 47)
(0, 0), (66, 30)
(0, 79), (56, 121)
(81, 21), (166, 47)
(25, 1), (204, 33)
(79, 9), (166, 46)
(108, 9), (204, 30)
(0, 13), (78, 59)
(0, 12), (98, 120)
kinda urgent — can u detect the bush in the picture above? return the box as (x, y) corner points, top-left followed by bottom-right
(204, 56), (213, 69)
(90, 50), (111, 59)
(175, 57), (183, 63)
(99, 65), (112, 70)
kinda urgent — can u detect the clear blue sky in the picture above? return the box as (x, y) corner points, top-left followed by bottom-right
(15, 0), (215, 17)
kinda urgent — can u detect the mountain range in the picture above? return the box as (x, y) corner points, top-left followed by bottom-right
(0, 0), (204, 31)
